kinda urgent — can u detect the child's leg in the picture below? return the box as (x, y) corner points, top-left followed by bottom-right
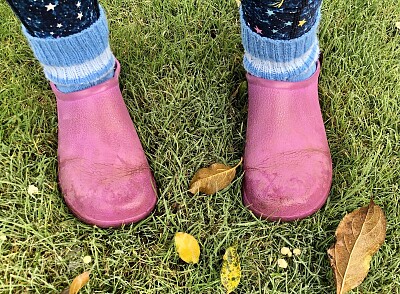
(241, 0), (321, 82)
(6, 0), (157, 227)
(6, 0), (100, 38)
(6, 0), (114, 93)
(241, 0), (332, 221)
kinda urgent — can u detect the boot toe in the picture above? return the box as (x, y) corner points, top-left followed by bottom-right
(59, 159), (157, 227)
(243, 149), (332, 221)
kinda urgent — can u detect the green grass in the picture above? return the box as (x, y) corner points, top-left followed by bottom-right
(0, 0), (399, 293)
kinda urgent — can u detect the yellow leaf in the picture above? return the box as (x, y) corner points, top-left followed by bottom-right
(221, 247), (241, 294)
(174, 232), (200, 264)
(60, 271), (90, 294)
(189, 158), (242, 195)
(327, 200), (386, 294)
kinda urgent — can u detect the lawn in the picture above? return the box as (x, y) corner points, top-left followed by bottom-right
(0, 0), (399, 293)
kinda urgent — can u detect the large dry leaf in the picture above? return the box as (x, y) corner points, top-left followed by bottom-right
(221, 247), (241, 294)
(189, 158), (242, 195)
(174, 232), (200, 264)
(60, 271), (90, 294)
(327, 200), (386, 294)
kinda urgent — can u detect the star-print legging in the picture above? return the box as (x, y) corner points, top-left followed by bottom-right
(242, 0), (322, 40)
(7, 0), (321, 40)
(6, 0), (100, 38)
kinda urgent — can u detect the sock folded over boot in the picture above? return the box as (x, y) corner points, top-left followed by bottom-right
(240, 6), (321, 82)
(22, 6), (115, 93)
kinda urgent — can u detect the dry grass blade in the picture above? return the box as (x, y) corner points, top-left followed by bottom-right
(327, 200), (386, 294)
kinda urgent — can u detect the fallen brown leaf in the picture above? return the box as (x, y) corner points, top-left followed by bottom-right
(189, 158), (242, 195)
(327, 200), (386, 294)
(60, 271), (90, 294)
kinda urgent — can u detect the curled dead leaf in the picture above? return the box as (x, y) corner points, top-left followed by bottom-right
(189, 158), (242, 195)
(327, 200), (386, 294)
(221, 246), (241, 294)
(60, 271), (90, 294)
(174, 232), (200, 264)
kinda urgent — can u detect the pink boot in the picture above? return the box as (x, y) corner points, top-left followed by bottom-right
(52, 60), (157, 227)
(243, 63), (332, 221)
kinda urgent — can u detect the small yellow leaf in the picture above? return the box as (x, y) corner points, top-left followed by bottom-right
(396, 22), (400, 30)
(189, 158), (242, 195)
(221, 247), (241, 294)
(174, 232), (200, 264)
(69, 272), (90, 294)
(60, 271), (90, 294)
(0, 235), (7, 241)
(327, 200), (386, 294)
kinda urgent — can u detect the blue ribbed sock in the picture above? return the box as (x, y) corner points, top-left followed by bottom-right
(240, 7), (320, 82)
(22, 6), (115, 93)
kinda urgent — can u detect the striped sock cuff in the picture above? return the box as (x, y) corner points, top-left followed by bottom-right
(240, 7), (320, 81)
(22, 5), (115, 93)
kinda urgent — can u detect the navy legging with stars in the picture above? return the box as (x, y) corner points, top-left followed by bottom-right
(242, 0), (321, 40)
(6, 0), (320, 40)
(6, 0), (99, 38)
